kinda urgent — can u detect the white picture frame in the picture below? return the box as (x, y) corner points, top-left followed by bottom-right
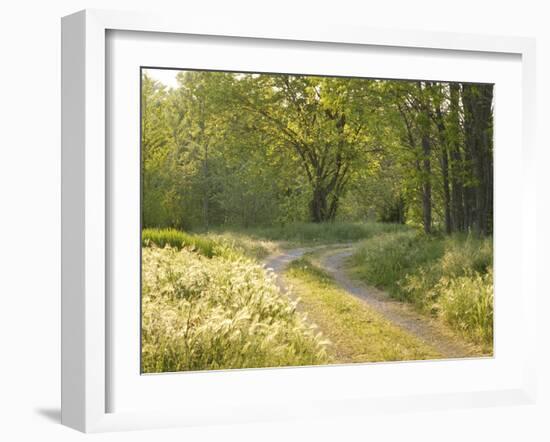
(61, 9), (537, 433)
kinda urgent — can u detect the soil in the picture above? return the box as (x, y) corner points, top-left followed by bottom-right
(264, 244), (480, 359)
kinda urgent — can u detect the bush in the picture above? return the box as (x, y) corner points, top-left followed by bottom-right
(141, 246), (328, 372)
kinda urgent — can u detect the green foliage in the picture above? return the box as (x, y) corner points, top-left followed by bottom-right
(142, 228), (277, 261)
(350, 232), (493, 346)
(141, 75), (183, 228)
(141, 69), (493, 235)
(238, 221), (409, 245)
(376, 195), (407, 224)
(141, 247), (329, 372)
(439, 234), (493, 275)
(142, 228), (217, 257)
(285, 257), (440, 362)
(350, 231), (444, 299)
(436, 270), (493, 346)
(400, 235), (492, 310)
(140, 66), (495, 366)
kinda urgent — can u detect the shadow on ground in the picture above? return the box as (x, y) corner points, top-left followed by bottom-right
(35, 407), (61, 423)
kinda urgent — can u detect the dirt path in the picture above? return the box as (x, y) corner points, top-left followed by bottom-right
(264, 244), (477, 359)
(264, 243), (352, 293)
(264, 244), (337, 290)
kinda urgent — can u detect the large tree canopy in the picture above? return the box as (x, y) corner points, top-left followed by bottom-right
(141, 69), (493, 236)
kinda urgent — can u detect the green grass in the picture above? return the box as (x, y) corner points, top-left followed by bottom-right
(142, 228), (217, 257)
(437, 270), (493, 346)
(221, 221), (410, 246)
(207, 231), (277, 260)
(349, 231), (493, 348)
(142, 228), (277, 261)
(142, 222), (410, 261)
(284, 257), (440, 363)
(142, 223), (493, 361)
(349, 231), (445, 301)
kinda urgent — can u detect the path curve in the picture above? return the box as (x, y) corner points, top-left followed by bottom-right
(264, 245), (477, 359)
(264, 244), (352, 292)
(264, 244), (341, 289)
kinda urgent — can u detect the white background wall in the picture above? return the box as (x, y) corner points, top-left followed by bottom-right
(0, 1), (548, 441)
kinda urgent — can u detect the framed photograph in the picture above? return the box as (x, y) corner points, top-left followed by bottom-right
(61, 9), (537, 433)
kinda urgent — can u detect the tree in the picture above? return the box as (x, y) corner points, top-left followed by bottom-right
(140, 69), (494, 236)
(462, 83), (494, 236)
(141, 74), (181, 228)
(234, 75), (382, 222)
(448, 83), (465, 232)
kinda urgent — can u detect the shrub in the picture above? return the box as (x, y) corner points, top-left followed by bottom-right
(141, 246), (328, 372)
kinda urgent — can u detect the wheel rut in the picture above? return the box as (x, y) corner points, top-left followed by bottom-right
(264, 244), (478, 359)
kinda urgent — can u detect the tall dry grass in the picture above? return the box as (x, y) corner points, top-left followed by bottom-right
(141, 246), (328, 372)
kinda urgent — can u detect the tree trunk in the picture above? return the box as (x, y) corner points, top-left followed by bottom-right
(421, 132), (432, 234)
(327, 195), (339, 222)
(448, 83), (465, 232)
(440, 147), (452, 234)
(199, 99), (210, 231)
(309, 176), (346, 223)
(417, 82), (432, 234)
(462, 83), (493, 236)
(435, 101), (452, 234)
(309, 185), (329, 223)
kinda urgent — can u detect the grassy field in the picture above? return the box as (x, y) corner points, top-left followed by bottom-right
(349, 231), (493, 349)
(141, 223), (493, 371)
(142, 227), (278, 260)
(143, 222), (409, 255)
(141, 243), (328, 373)
(285, 257), (440, 363)
(210, 222), (410, 247)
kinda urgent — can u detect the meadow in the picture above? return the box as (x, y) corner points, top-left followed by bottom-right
(349, 231), (493, 348)
(141, 223), (493, 372)
(141, 70), (494, 372)
(141, 239), (327, 373)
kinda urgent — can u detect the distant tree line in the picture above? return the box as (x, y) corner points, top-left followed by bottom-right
(141, 70), (493, 236)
